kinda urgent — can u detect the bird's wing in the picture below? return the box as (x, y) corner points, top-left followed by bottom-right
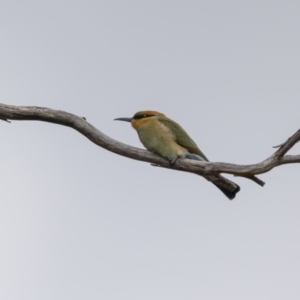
(158, 117), (209, 161)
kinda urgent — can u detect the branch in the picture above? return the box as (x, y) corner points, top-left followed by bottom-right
(0, 103), (299, 189)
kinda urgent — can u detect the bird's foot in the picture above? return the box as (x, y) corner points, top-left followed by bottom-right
(169, 156), (178, 165)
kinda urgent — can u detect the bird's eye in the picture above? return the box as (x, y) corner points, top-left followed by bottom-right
(142, 114), (147, 118)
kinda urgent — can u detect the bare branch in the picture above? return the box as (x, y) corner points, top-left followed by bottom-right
(272, 129), (300, 157)
(234, 174), (265, 187)
(0, 103), (299, 190)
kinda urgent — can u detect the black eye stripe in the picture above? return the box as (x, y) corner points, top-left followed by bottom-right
(134, 114), (153, 120)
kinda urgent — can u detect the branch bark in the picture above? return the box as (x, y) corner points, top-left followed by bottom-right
(0, 103), (299, 189)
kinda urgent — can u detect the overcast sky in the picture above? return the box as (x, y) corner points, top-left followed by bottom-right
(1, 1), (300, 299)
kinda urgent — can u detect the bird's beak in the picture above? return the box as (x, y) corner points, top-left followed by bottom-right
(114, 117), (132, 122)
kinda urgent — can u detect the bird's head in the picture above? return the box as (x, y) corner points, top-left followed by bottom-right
(114, 110), (166, 130)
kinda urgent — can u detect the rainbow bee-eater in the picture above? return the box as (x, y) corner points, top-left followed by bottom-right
(114, 110), (240, 200)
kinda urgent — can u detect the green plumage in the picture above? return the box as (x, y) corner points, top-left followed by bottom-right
(114, 111), (240, 200)
(157, 117), (209, 161)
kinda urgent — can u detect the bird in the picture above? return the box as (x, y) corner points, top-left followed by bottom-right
(114, 110), (240, 200)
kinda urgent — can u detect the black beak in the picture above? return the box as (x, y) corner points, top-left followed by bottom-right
(114, 117), (132, 122)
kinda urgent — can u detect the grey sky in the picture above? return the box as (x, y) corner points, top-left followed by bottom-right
(0, 1), (300, 299)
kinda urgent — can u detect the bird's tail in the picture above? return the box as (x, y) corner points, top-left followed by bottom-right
(185, 153), (240, 200)
(212, 181), (240, 200)
(202, 173), (240, 200)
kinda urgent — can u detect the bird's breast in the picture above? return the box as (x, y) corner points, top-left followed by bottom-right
(136, 119), (187, 159)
